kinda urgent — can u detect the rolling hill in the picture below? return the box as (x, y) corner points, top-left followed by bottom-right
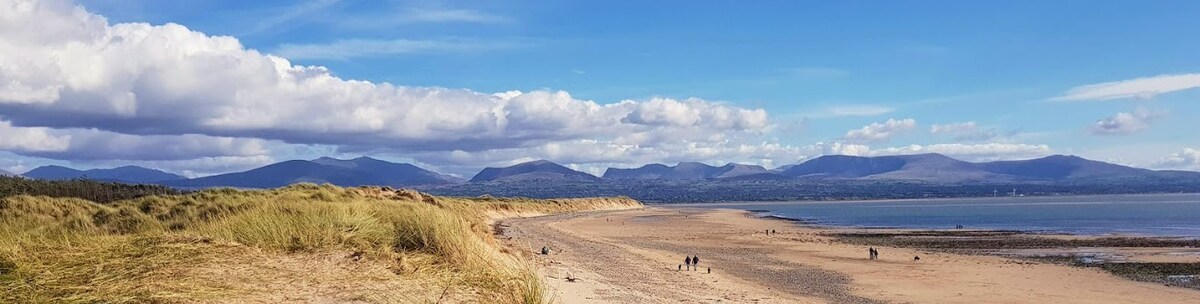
(470, 160), (600, 183)
(22, 165), (186, 183)
(164, 157), (462, 188)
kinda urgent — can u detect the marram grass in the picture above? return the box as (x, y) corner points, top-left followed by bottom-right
(0, 183), (640, 303)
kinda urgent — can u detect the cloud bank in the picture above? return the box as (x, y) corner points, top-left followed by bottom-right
(0, 0), (1064, 176)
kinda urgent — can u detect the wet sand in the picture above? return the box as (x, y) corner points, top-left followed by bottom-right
(500, 207), (1200, 303)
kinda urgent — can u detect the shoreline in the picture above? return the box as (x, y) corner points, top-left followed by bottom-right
(666, 193), (1200, 239)
(665, 192), (1200, 207)
(753, 211), (1200, 240)
(503, 207), (1200, 303)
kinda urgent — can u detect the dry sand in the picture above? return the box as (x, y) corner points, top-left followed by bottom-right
(500, 207), (1200, 303)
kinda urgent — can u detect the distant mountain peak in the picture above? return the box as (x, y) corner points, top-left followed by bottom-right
(470, 160), (598, 183)
(167, 157), (462, 189)
(603, 161), (773, 180)
(22, 165), (184, 183)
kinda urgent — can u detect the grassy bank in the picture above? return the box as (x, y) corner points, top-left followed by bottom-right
(0, 183), (641, 303)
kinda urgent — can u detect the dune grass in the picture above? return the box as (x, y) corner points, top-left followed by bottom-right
(0, 183), (640, 303)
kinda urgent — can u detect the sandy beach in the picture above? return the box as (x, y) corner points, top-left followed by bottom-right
(500, 207), (1200, 303)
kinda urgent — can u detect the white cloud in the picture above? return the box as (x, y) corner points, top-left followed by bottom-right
(814, 104), (895, 118)
(867, 143), (1052, 161)
(0, 120), (70, 152)
(274, 38), (527, 60)
(929, 121), (1000, 142)
(1152, 148), (1200, 171)
(0, 120), (267, 160)
(1089, 107), (1164, 136)
(1052, 73), (1200, 101)
(0, 0), (779, 174)
(843, 118), (917, 142)
(929, 121), (977, 134)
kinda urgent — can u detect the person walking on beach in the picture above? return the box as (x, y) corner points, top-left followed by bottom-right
(692, 255), (700, 271)
(685, 256), (692, 271)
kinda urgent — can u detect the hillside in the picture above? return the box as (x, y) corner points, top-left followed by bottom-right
(166, 157), (462, 188)
(22, 165), (185, 183)
(471, 160), (600, 183)
(0, 183), (641, 303)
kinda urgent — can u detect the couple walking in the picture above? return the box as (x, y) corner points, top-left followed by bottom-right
(683, 255), (701, 271)
(868, 247), (879, 260)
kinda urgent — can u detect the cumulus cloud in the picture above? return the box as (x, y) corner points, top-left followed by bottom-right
(0, 0), (1068, 177)
(1090, 107), (1165, 136)
(843, 118), (917, 142)
(0, 0), (770, 151)
(1052, 73), (1200, 101)
(0, 120), (70, 152)
(1152, 148), (1200, 171)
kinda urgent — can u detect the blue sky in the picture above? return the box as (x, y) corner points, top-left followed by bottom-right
(1, 0), (1199, 177)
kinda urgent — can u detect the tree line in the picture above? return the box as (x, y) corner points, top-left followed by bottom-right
(0, 176), (181, 203)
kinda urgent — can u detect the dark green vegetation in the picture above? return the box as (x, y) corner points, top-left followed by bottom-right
(830, 230), (1200, 290)
(0, 176), (180, 203)
(1100, 263), (1200, 289)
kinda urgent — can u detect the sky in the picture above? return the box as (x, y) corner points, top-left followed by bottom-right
(1, 0), (1199, 178)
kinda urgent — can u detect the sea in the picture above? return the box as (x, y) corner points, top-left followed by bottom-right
(691, 193), (1200, 238)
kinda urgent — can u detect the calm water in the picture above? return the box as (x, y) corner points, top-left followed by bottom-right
(693, 194), (1200, 238)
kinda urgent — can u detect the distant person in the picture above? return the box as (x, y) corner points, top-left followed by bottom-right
(685, 256), (692, 271)
(692, 256), (700, 270)
(868, 247), (874, 260)
(707, 267), (711, 274)
(771, 229), (776, 235)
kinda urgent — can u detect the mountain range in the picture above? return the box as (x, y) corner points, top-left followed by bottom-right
(603, 162), (771, 180)
(21, 165), (186, 183)
(163, 157), (462, 188)
(12, 154), (1200, 189)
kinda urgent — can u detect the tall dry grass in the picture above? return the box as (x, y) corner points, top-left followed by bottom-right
(0, 183), (640, 303)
